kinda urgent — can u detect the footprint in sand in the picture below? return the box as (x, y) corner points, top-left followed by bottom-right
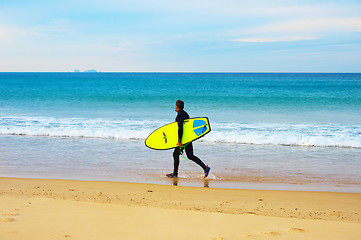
(0, 205), (25, 223)
(263, 231), (281, 236)
(245, 227), (305, 238)
(2, 213), (19, 216)
(23, 202), (32, 207)
(288, 228), (305, 233)
(244, 234), (256, 239)
(0, 217), (15, 222)
(1, 210), (20, 222)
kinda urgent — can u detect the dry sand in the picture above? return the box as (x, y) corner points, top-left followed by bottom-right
(0, 177), (360, 240)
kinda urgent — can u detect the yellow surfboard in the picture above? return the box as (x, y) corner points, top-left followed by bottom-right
(145, 117), (211, 150)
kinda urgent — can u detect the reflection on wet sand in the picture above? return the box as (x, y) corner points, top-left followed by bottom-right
(172, 178), (178, 186)
(170, 178), (210, 188)
(204, 179), (209, 188)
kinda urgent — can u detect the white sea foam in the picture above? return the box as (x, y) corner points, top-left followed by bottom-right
(0, 116), (160, 140)
(0, 116), (360, 148)
(208, 122), (361, 148)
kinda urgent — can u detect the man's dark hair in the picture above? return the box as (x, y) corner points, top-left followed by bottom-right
(176, 100), (184, 110)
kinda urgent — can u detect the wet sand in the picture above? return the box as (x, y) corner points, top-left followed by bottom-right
(0, 177), (360, 239)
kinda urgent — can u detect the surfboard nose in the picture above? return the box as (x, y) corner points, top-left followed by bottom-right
(193, 120), (207, 136)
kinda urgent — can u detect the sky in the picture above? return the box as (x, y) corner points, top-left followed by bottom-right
(0, 0), (361, 72)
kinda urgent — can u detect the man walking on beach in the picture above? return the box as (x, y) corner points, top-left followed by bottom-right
(166, 100), (211, 178)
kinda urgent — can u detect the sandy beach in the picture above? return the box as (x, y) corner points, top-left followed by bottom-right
(0, 177), (360, 240)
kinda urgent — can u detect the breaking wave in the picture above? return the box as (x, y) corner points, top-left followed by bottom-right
(1, 116), (360, 148)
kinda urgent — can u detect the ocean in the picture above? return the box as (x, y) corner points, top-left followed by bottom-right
(1, 72), (360, 192)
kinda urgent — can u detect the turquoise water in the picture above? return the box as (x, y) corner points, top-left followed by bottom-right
(1, 73), (360, 191)
(1, 73), (361, 123)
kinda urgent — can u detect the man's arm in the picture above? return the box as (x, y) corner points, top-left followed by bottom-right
(177, 117), (184, 146)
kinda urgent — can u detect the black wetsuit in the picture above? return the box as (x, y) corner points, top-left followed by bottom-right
(172, 109), (207, 175)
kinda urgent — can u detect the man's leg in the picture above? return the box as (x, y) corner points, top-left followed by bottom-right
(172, 147), (180, 175)
(184, 142), (207, 171)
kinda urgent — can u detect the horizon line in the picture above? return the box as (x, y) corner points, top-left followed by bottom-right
(1, 71), (361, 74)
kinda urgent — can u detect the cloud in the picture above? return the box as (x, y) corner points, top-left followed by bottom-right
(245, 18), (361, 34)
(236, 3), (361, 18)
(0, 18), (77, 41)
(231, 18), (361, 43)
(100, 40), (162, 53)
(0, 25), (26, 39)
(83, 1), (361, 19)
(233, 36), (318, 43)
(0, 24), (50, 39)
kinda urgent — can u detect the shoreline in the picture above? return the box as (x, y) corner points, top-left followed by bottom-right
(1, 175), (361, 194)
(2, 135), (361, 195)
(1, 177), (360, 239)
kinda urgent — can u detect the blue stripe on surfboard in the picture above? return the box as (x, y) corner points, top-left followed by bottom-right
(194, 125), (208, 136)
(193, 119), (206, 128)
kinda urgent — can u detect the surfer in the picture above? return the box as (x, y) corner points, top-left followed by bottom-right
(166, 100), (211, 178)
